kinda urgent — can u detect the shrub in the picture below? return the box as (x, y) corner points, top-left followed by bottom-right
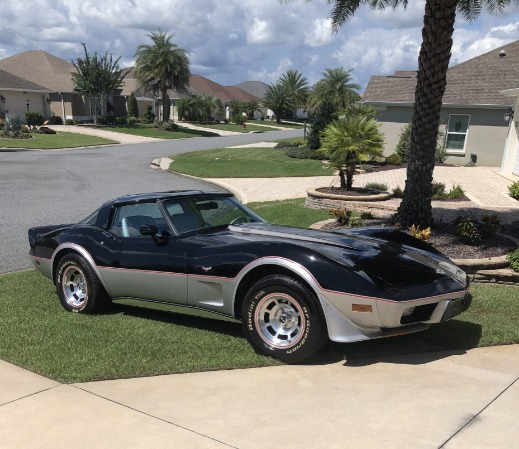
(480, 213), (501, 238)
(435, 143), (447, 163)
(364, 182), (388, 192)
(96, 116), (108, 125)
(358, 164), (373, 172)
(65, 119), (75, 125)
(128, 116), (138, 124)
(143, 105), (155, 124)
(446, 185), (465, 199)
(4, 113), (22, 131)
(128, 92), (139, 118)
(329, 208), (353, 226)
(163, 121), (179, 132)
(392, 186), (404, 198)
(453, 216), (482, 245)
(307, 101), (338, 151)
(286, 147), (314, 159)
(507, 248), (519, 272)
(114, 116), (127, 125)
(25, 111), (45, 129)
(0, 118), (4, 128)
(37, 126), (57, 134)
(385, 153), (402, 166)
(431, 182), (446, 199)
(508, 181), (519, 200)
(360, 211), (375, 220)
(395, 122), (447, 163)
(47, 114), (63, 125)
(409, 224), (431, 241)
(275, 141), (303, 149)
(231, 113), (244, 125)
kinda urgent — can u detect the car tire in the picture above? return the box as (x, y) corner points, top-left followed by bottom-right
(242, 274), (328, 363)
(55, 253), (111, 314)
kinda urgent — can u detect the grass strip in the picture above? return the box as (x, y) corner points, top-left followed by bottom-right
(169, 147), (334, 178)
(0, 271), (517, 383)
(0, 132), (117, 149)
(103, 123), (219, 138)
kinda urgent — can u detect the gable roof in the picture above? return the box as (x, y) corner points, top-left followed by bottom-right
(0, 50), (77, 93)
(234, 80), (270, 99)
(363, 40), (519, 107)
(0, 68), (49, 92)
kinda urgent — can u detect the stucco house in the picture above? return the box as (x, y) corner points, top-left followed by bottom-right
(500, 88), (519, 177)
(0, 50), (262, 123)
(0, 68), (51, 118)
(361, 40), (519, 167)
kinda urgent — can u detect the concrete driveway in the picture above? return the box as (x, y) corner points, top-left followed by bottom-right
(1, 345), (518, 448)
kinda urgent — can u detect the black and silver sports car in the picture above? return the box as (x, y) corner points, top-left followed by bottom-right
(29, 191), (472, 363)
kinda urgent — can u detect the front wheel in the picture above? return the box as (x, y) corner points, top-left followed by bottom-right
(241, 275), (328, 363)
(55, 254), (110, 314)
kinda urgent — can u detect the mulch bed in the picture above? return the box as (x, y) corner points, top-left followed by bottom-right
(321, 220), (516, 259)
(316, 187), (384, 197)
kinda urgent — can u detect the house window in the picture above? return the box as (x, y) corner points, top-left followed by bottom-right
(446, 114), (470, 153)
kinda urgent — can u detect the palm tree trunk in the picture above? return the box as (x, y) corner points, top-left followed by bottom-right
(339, 169), (347, 189)
(162, 88), (170, 122)
(345, 164), (355, 190)
(395, 0), (457, 227)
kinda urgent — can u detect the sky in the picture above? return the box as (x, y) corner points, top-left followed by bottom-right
(1, 0), (519, 92)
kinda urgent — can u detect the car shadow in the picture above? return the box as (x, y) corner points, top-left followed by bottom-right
(306, 320), (482, 367)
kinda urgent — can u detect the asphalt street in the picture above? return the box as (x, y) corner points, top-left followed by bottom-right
(0, 130), (301, 273)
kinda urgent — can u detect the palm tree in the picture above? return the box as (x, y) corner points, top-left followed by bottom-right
(283, 0), (519, 227)
(280, 69), (309, 117)
(262, 82), (294, 123)
(135, 30), (190, 122)
(308, 68), (360, 111)
(320, 115), (384, 190)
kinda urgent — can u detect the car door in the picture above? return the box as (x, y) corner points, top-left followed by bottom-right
(93, 200), (188, 304)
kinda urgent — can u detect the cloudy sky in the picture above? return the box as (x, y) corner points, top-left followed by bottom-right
(1, 0), (519, 91)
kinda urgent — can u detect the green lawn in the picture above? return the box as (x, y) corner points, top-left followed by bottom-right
(187, 122), (273, 133)
(169, 147), (334, 177)
(103, 123), (219, 139)
(0, 269), (517, 382)
(249, 198), (330, 228)
(0, 131), (117, 149)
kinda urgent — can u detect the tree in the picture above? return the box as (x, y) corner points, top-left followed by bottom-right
(306, 101), (338, 151)
(262, 82), (294, 123)
(135, 30), (190, 123)
(320, 114), (384, 190)
(308, 67), (361, 111)
(244, 100), (260, 119)
(71, 43), (127, 124)
(284, 0), (519, 226)
(128, 92), (139, 118)
(280, 69), (309, 117)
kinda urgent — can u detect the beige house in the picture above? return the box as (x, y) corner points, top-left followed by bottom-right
(500, 89), (519, 177)
(361, 40), (519, 167)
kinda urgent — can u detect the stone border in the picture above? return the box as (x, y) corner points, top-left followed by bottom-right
(310, 219), (519, 285)
(307, 187), (392, 204)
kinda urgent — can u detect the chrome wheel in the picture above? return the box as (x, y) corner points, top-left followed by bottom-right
(255, 293), (306, 348)
(61, 265), (88, 308)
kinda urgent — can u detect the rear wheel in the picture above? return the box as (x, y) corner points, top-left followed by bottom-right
(55, 254), (110, 313)
(241, 275), (328, 363)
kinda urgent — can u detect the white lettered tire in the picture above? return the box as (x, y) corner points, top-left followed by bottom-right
(241, 274), (328, 363)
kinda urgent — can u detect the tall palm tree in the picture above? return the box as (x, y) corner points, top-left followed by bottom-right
(284, 0), (519, 226)
(320, 115), (384, 190)
(280, 69), (309, 117)
(308, 67), (361, 111)
(262, 82), (294, 123)
(135, 30), (190, 122)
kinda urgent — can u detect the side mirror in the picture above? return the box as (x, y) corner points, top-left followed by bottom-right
(139, 224), (158, 236)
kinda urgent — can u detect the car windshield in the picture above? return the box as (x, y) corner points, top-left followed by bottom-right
(77, 208), (100, 225)
(162, 196), (264, 234)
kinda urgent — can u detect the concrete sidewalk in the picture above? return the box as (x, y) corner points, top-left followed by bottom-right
(1, 345), (518, 448)
(47, 124), (161, 144)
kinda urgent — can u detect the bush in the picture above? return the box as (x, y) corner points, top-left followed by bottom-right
(128, 92), (139, 118)
(96, 116), (108, 125)
(385, 153), (402, 165)
(163, 121), (179, 132)
(25, 111), (45, 129)
(231, 113), (245, 125)
(508, 181), (519, 200)
(47, 115), (63, 125)
(446, 185), (465, 199)
(395, 122), (447, 163)
(37, 126), (57, 134)
(480, 213), (501, 239)
(65, 119), (75, 125)
(507, 248), (519, 272)
(329, 208), (353, 226)
(143, 105), (155, 124)
(275, 141), (303, 149)
(435, 143), (447, 163)
(358, 164), (373, 172)
(431, 182), (446, 198)
(364, 182), (388, 192)
(306, 101), (338, 151)
(409, 224), (431, 241)
(392, 186), (404, 198)
(115, 116), (127, 125)
(128, 116), (139, 124)
(4, 113), (22, 131)
(431, 183), (465, 200)
(360, 211), (375, 220)
(453, 216), (482, 245)
(286, 147), (314, 159)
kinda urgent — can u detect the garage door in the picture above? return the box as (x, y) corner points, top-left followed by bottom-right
(514, 142), (519, 176)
